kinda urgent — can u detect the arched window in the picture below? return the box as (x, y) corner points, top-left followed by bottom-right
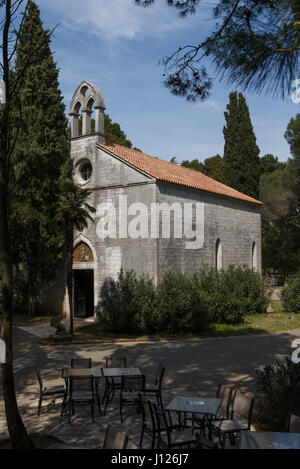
(252, 242), (257, 271)
(215, 238), (222, 270)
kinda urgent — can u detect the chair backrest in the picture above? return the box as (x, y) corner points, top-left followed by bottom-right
(155, 363), (165, 388)
(105, 356), (127, 368)
(103, 425), (128, 449)
(35, 365), (43, 391)
(152, 403), (171, 447)
(232, 391), (254, 428)
(70, 375), (94, 394)
(289, 414), (300, 433)
(138, 393), (156, 429)
(121, 375), (145, 392)
(71, 358), (92, 368)
(126, 439), (139, 449)
(217, 384), (233, 418)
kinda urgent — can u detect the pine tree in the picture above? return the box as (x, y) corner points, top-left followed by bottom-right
(223, 92), (260, 199)
(10, 1), (69, 315)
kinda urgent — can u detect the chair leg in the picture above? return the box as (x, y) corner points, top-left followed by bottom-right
(69, 399), (71, 424)
(37, 394), (43, 416)
(102, 380), (108, 405)
(61, 392), (68, 417)
(91, 399), (95, 423)
(139, 425), (144, 448)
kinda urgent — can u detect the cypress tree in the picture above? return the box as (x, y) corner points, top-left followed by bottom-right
(10, 1), (69, 315)
(223, 92), (260, 199)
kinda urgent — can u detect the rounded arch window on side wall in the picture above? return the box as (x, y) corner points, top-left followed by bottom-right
(215, 238), (223, 271)
(252, 242), (258, 271)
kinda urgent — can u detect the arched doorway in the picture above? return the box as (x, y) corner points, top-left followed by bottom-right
(73, 242), (95, 317)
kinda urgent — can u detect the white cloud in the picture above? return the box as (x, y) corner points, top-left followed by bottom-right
(196, 98), (225, 113)
(38, 0), (192, 41)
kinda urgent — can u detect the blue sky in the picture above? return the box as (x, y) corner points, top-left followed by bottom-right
(36, 0), (300, 163)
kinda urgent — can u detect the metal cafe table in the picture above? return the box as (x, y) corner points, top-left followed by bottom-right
(164, 394), (221, 429)
(102, 367), (142, 414)
(240, 431), (300, 449)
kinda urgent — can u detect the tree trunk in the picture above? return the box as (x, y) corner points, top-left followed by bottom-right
(66, 223), (73, 334)
(28, 277), (36, 318)
(0, 0), (34, 448)
(0, 175), (34, 448)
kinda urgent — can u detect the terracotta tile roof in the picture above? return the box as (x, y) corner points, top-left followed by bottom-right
(97, 143), (262, 206)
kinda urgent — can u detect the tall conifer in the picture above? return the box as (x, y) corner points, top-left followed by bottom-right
(11, 1), (69, 315)
(223, 92), (260, 199)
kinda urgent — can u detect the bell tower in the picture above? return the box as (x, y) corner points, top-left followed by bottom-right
(69, 81), (106, 182)
(69, 81), (106, 143)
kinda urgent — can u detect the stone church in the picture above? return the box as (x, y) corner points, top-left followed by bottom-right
(41, 81), (262, 319)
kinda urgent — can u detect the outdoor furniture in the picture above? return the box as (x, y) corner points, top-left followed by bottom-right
(195, 432), (219, 449)
(63, 367), (102, 418)
(126, 439), (140, 449)
(191, 385), (233, 435)
(35, 364), (67, 416)
(102, 367), (142, 415)
(138, 394), (159, 449)
(144, 362), (165, 407)
(120, 375), (145, 423)
(103, 425), (128, 449)
(68, 375), (95, 423)
(240, 431), (300, 449)
(71, 358), (92, 368)
(289, 414), (300, 433)
(164, 394), (221, 430)
(209, 391), (254, 448)
(153, 403), (200, 449)
(102, 356), (127, 405)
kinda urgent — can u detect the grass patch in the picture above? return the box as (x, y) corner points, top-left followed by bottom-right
(13, 313), (52, 325)
(71, 300), (300, 343)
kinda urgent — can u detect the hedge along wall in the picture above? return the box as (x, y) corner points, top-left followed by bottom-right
(97, 266), (268, 334)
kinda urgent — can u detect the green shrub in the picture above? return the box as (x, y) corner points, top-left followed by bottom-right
(255, 358), (300, 427)
(282, 274), (300, 313)
(217, 266), (268, 323)
(193, 265), (268, 325)
(98, 265), (268, 334)
(130, 275), (157, 334)
(98, 269), (157, 334)
(98, 269), (136, 333)
(156, 271), (212, 334)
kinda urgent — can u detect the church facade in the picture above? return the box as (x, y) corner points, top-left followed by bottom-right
(40, 81), (262, 319)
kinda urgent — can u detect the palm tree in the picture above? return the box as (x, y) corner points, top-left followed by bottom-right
(55, 177), (95, 334)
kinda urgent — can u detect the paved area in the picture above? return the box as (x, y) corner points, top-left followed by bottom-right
(0, 326), (299, 448)
(16, 316), (96, 338)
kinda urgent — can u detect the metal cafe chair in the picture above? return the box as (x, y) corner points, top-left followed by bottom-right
(70, 357), (102, 414)
(103, 425), (128, 449)
(153, 403), (199, 449)
(102, 356), (127, 405)
(144, 362), (165, 407)
(71, 358), (92, 368)
(68, 375), (95, 423)
(138, 393), (159, 449)
(35, 364), (66, 416)
(208, 390), (254, 448)
(120, 375), (145, 423)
